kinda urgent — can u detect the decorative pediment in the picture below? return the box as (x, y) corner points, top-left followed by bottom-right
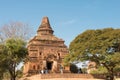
(46, 54), (57, 61)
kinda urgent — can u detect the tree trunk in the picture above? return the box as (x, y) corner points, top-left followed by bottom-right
(107, 68), (114, 80)
(110, 72), (114, 80)
(0, 74), (3, 80)
(9, 63), (17, 80)
(107, 73), (113, 80)
(11, 77), (16, 80)
(10, 73), (16, 80)
(103, 63), (115, 80)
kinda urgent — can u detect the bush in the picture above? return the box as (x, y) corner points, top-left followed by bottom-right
(70, 64), (78, 73)
(90, 66), (108, 74)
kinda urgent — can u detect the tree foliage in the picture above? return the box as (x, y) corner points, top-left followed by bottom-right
(0, 38), (27, 80)
(70, 64), (78, 73)
(67, 28), (120, 80)
(0, 21), (31, 80)
(90, 66), (108, 74)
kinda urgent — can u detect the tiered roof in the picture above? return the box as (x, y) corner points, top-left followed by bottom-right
(29, 17), (64, 44)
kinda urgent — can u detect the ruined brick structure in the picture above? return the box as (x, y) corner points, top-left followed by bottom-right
(23, 17), (69, 75)
(87, 61), (97, 74)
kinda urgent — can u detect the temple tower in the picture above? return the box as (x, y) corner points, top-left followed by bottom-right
(23, 17), (69, 75)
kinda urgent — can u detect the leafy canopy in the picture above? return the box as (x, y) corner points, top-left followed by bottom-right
(66, 28), (120, 77)
(69, 28), (120, 63)
(0, 38), (27, 80)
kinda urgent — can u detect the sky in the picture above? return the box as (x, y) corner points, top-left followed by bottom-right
(0, 0), (120, 46)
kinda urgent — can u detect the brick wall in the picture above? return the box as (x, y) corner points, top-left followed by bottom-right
(40, 73), (104, 79)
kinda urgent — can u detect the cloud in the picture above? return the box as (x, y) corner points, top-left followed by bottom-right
(61, 19), (76, 25)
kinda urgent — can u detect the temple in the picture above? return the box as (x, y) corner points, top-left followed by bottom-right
(23, 17), (69, 75)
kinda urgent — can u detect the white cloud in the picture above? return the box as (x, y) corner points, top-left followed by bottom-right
(61, 19), (76, 25)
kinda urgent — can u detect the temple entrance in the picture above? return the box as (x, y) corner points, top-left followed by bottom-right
(47, 61), (53, 70)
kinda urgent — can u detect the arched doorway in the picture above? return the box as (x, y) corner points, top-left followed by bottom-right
(46, 54), (57, 72)
(47, 61), (53, 70)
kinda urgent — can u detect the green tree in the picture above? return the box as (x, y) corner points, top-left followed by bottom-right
(90, 66), (108, 74)
(67, 28), (120, 80)
(0, 21), (32, 79)
(70, 63), (78, 73)
(0, 38), (27, 80)
(0, 44), (8, 79)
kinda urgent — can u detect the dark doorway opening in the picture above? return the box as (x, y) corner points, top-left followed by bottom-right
(47, 61), (53, 70)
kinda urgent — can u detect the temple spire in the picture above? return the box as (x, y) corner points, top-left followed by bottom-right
(37, 16), (54, 35)
(41, 17), (50, 25)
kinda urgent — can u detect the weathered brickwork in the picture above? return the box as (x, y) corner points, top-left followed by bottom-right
(23, 17), (69, 75)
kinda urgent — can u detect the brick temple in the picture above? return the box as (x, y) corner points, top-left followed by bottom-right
(23, 17), (69, 75)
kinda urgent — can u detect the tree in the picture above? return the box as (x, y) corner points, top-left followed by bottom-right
(67, 28), (120, 80)
(70, 63), (78, 73)
(0, 44), (8, 79)
(0, 38), (27, 80)
(0, 21), (32, 42)
(0, 21), (31, 80)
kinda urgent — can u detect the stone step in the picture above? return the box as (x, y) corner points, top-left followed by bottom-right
(40, 74), (100, 79)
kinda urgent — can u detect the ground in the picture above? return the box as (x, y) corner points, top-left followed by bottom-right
(19, 74), (120, 80)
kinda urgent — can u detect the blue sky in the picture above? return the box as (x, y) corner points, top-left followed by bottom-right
(0, 0), (120, 46)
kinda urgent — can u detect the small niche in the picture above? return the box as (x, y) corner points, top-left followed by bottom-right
(39, 52), (42, 55)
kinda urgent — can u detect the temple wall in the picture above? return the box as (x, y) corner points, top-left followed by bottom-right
(23, 17), (69, 75)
